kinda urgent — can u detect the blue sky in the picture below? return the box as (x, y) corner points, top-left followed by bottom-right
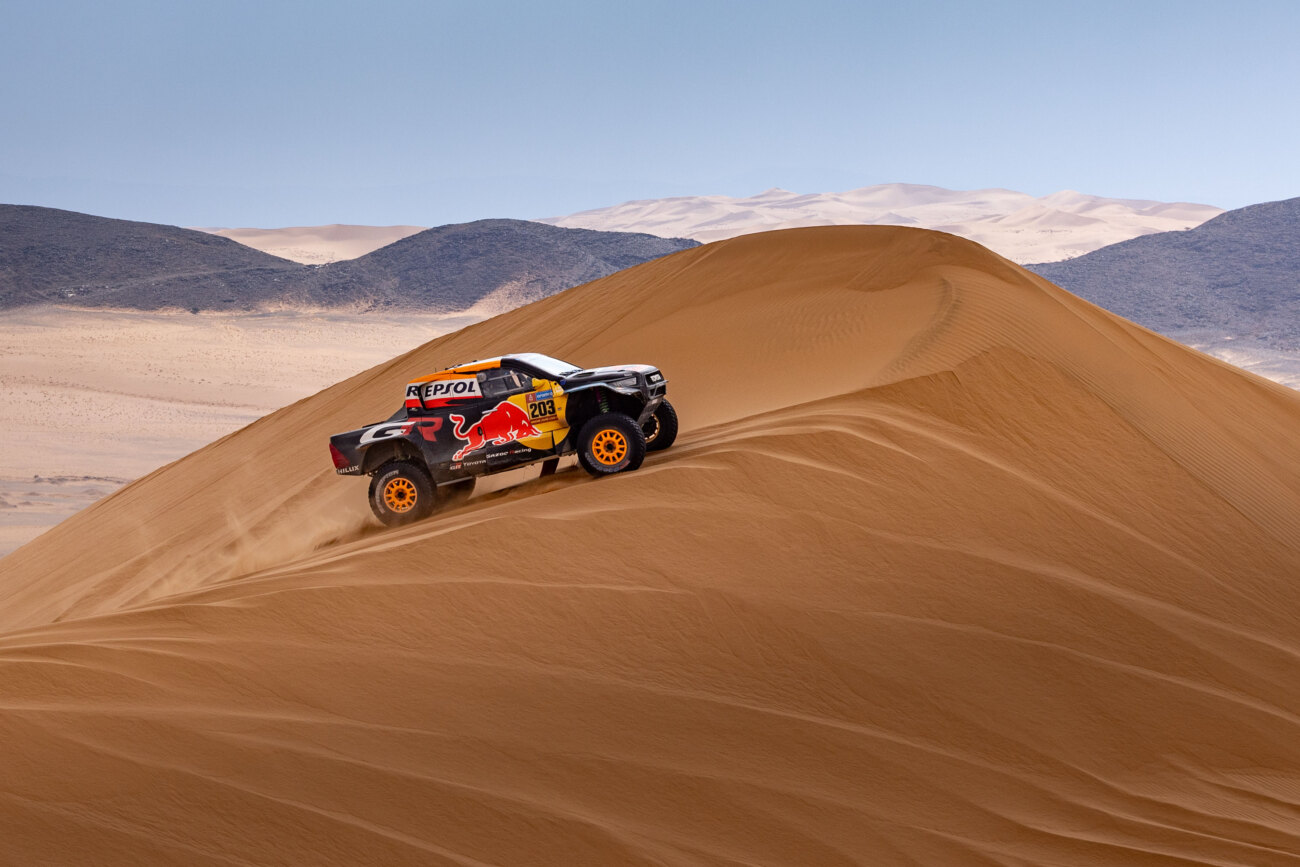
(2, 0), (1298, 227)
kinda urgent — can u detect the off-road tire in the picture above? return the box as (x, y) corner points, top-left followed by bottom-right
(369, 461), (436, 526)
(642, 399), (678, 452)
(577, 412), (646, 477)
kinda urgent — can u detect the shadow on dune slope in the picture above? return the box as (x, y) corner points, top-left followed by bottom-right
(2, 227), (1299, 865)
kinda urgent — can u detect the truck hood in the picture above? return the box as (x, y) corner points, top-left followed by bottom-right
(562, 364), (658, 384)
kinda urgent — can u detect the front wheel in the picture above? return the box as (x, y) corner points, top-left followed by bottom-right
(642, 399), (678, 452)
(577, 412), (646, 477)
(369, 461), (436, 526)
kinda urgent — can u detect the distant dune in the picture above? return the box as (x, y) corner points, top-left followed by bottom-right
(541, 183), (1224, 263)
(2, 227), (1299, 864)
(201, 224), (427, 264)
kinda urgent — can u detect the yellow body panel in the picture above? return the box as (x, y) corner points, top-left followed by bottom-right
(510, 378), (568, 450)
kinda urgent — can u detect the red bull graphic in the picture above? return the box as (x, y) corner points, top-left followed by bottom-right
(449, 401), (543, 461)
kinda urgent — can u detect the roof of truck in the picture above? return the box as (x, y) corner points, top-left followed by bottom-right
(406, 354), (579, 384)
(404, 358), (503, 384)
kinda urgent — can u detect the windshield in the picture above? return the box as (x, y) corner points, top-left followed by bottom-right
(511, 353), (581, 378)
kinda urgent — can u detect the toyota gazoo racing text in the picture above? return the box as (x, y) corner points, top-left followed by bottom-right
(328, 353), (678, 525)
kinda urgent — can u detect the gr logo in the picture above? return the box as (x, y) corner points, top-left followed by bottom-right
(406, 377), (482, 403)
(360, 421), (413, 445)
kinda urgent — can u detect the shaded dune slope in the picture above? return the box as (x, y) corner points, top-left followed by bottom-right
(2, 227), (1300, 865)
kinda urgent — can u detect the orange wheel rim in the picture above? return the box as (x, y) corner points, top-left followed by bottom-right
(591, 429), (628, 465)
(383, 478), (418, 512)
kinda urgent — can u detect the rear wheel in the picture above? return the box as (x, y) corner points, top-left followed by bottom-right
(642, 399), (678, 452)
(369, 461), (436, 526)
(577, 412), (646, 476)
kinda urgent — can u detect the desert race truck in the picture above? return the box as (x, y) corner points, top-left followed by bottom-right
(328, 352), (678, 525)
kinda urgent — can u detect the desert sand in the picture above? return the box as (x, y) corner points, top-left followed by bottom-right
(201, 224), (428, 263)
(2, 227), (1299, 864)
(0, 308), (479, 554)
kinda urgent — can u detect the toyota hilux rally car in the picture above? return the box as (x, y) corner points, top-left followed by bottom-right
(329, 353), (677, 525)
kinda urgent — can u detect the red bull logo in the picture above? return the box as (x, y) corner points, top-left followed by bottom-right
(449, 401), (543, 461)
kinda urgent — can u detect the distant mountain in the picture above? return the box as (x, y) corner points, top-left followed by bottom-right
(1029, 196), (1300, 347)
(0, 205), (300, 308)
(281, 220), (697, 312)
(540, 184), (1223, 263)
(0, 208), (697, 312)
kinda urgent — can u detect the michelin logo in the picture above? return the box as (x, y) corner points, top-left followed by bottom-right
(406, 378), (482, 403)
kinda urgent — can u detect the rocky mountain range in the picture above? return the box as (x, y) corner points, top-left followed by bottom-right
(0, 206), (698, 312)
(0, 205), (300, 309)
(1029, 196), (1300, 347)
(296, 219), (697, 313)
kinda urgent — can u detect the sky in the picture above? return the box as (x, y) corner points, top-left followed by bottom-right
(2, 0), (1299, 227)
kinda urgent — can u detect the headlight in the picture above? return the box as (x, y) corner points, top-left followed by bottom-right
(611, 376), (639, 388)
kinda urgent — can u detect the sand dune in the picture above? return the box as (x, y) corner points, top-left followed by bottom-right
(202, 224), (427, 263)
(2, 227), (1299, 864)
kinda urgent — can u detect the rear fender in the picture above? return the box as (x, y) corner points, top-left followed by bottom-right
(360, 437), (424, 474)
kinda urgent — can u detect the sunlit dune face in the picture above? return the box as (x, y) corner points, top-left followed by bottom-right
(1, 226), (1298, 865)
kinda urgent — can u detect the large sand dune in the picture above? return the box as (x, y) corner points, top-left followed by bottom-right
(2, 227), (1299, 864)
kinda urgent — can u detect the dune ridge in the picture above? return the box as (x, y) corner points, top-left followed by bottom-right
(2, 227), (1299, 865)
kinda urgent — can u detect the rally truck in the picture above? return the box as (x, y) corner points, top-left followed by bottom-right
(328, 352), (678, 526)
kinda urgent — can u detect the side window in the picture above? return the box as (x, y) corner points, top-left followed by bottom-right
(479, 368), (532, 400)
(477, 371), (503, 400)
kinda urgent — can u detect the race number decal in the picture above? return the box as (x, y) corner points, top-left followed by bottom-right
(527, 390), (558, 422)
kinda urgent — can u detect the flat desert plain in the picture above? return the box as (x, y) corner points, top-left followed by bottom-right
(0, 307), (479, 554)
(2, 227), (1299, 865)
